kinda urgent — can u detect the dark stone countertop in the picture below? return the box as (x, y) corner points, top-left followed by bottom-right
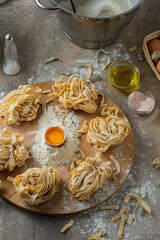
(0, 0), (160, 239)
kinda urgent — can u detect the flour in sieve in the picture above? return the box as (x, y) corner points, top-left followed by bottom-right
(30, 106), (80, 165)
(60, 0), (133, 17)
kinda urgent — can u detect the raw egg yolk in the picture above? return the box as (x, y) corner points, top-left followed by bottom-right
(45, 127), (65, 146)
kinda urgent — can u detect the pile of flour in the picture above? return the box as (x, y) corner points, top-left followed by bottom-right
(29, 106), (80, 165)
(61, 0), (133, 17)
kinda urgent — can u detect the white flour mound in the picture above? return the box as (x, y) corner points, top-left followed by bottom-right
(30, 106), (80, 165)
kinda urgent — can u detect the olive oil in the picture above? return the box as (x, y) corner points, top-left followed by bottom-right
(108, 65), (138, 88)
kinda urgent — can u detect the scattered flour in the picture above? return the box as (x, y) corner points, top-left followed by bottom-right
(27, 43), (131, 86)
(27, 75), (34, 84)
(0, 92), (5, 103)
(0, 1), (159, 240)
(29, 106), (80, 165)
(67, 173), (157, 240)
(0, 92), (4, 98)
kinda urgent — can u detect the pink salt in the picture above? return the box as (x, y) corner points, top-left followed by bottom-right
(128, 92), (154, 112)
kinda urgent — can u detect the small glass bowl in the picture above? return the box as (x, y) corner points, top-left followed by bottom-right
(127, 91), (155, 115)
(106, 61), (140, 89)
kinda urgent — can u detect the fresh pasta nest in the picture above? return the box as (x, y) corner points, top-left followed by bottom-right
(13, 166), (60, 205)
(0, 129), (30, 172)
(87, 115), (130, 152)
(68, 155), (112, 200)
(0, 85), (44, 125)
(51, 75), (99, 113)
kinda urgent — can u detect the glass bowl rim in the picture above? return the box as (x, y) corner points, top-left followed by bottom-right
(106, 61), (140, 90)
(127, 90), (155, 114)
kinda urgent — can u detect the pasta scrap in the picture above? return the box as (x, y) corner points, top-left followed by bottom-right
(109, 155), (121, 180)
(60, 219), (74, 232)
(129, 46), (137, 53)
(124, 193), (151, 214)
(70, 149), (86, 170)
(89, 229), (111, 240)
(86, 64), (93, 79)
(88, 229), (104, 240)
(127, 214), (134, 226)
(101, 107), (118, 116)
(118, 214), (126, 239)
(100, 205), (120, 210)
(35, 87), (52, 94)
(150, 157), (160, 168)
(7, 176), (15, 182)
(13, 166), (60, 205)
(0, 129), (30, 172)
(0, 85), (44, 125)
(51, 75), (100, 113)
(88, 229), (111, 240)
(102, 57), (111, 70)
(111, 207), (128, 222)
(76, 120), (89, 137)
(99, 93), (108, 108)
(87, 115), (130, 152)
(54, 108), (67, 116)
(69, 155), (112, 200)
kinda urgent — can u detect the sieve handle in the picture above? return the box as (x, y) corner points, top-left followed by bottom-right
(35, 0), (60, 12)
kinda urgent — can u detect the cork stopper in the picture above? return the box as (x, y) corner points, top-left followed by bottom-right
(5, 34), (14, 44)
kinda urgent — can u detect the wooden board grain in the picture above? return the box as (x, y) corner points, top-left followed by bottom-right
(0, 82), (134, 215)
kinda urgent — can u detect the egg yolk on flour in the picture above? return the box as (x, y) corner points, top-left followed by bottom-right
(45, 127), (65, 146)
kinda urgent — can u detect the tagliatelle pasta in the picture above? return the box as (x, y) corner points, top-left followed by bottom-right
(88, 229), (111, 240)
(87, 115), (130, 152)
(150, 157), (160, 168)
(86, 64), (93, 79)
(54, 108), (67, 116)
(111, 207), (128, 222)
(109, 155), (121, 180)
(70, 149), (86, 170)
(118, 214), (126, 239)
(51, 75), (101, 113)
(127, 214), (134, 226)
(101, 106), (118, 116)
(0, 129), (30, 172)
(124, 193), (151, 214)
(102, 56), (111, 70)
(60, 219), (74, 232)
(12, 166), (60, 205)
(76, 120), (89, 137)
(100, 205), (120, 210)
(88, 229), (104, 240)
(0, 85), (45, 125)
(68, 155), (112, 200)
(34, 87), (52, 94)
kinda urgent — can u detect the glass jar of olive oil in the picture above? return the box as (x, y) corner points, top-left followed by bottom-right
(107, 61), (140, 89)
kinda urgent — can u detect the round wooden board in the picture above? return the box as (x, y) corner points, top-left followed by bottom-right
(0, 82), (134, 215)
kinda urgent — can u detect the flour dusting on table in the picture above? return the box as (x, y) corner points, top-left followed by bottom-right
(27, 43), (131, 86)
(29, 106), (80, 165)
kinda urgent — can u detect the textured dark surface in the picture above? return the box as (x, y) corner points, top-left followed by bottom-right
(0, 0), (160, 240)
